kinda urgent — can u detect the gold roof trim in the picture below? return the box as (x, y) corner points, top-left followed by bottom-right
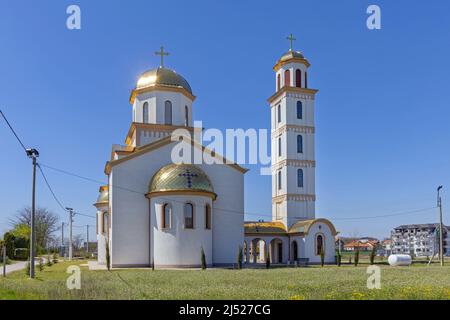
(288, 218), (338, 236)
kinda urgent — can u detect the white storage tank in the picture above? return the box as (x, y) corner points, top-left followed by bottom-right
(388, 254), (412, 266)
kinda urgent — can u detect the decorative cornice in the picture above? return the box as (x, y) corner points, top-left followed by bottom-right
(129, 84), (196, 105)
(272, 194), (316, 203)
(272, 124), (315, 138)
(273, 57), (311, 71)
(272, 159), (316, 170)
(125, 122), (195, 146)
(146, 190), (217, 200)
(268, 86), (318, 105)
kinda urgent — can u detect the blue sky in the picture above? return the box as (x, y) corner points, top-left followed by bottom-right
(1, 0), (449, 240)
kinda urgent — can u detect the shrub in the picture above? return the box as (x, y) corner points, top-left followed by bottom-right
(201, 247), (207, 270)
(46, 255), (53, 267)
(320, 248), (325, 267)
(3, 232), (15, 258)
(14, 248), (29, 260)
(24, 261), (30, 275)
(354, 246), (360, 267)
(237, 246), (243, 269)
(265, 251), (270, 269)
(38, 257), (44, 272)
(52, 253), (58, 264)
(105, 240), (111, 271)
(370, 246), (376, 265)
(336, 250), (341, 267)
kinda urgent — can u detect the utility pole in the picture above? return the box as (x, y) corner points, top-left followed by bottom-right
(26, 148), (39, 279)
(66, 207), (74, 261)
(437, 186), (444, 266)
(86, 225), (89, 254)
(2, 245), (6, 277)
(61, 222), (64, 256)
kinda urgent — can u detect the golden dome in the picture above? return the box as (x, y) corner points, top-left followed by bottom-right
(95, 185), (109, 205)
(279, 50), (305, 61)
(148, 164), (215, 198)
(136, 67), (192, 94)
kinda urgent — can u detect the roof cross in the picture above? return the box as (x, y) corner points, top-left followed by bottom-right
(286, 33), (296, 51)
(155, 46), (169, 67)
(178, 169), (198, 189)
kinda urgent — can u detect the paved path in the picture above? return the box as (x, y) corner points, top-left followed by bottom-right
(2, 257), (47, 275)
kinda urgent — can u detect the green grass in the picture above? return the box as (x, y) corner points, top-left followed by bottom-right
(0, 260), (449, 300)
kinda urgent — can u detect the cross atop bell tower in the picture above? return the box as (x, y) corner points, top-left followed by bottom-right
(286, 33), (296, 51)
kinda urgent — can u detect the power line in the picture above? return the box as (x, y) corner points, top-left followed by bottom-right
(37, 163), (67, 212)
(37, 162), (439, 222)
(0, 109), (27, 152)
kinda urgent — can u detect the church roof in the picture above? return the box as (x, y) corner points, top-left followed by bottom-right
(94, 185), (109, 207)
(148, 164), (216, 198)
(136, 67), (192, 94)
(289, 218), (337, 236)
(244, 221), (287, 234)
(273, 49), (311, 71)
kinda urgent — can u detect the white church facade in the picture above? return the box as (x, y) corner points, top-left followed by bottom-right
(94, 41), (338, 268)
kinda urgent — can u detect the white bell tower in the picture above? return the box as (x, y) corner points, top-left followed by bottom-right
(269, 35), (319, 228)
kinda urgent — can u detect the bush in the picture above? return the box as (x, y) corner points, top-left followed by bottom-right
(336, 250), (341, 267)
(237, 246), (243, 269)
(24, 261), (30, 276)
(320, 248), (325, 267)
(369, 246), (376, 265)
(38, 257), (44, 272)
(354, 246), (360, 267)
(3, 232), (15, 258)
(14, 248), (29, 260)
(52, 253), (58, 264)
(201, 247), (207, 270)
(265, 251), (270, 269)
(46, 255), (53, 267)
(105, 241), (111, 271)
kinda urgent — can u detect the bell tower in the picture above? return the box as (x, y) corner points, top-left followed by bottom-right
(269, 35), (319, 228)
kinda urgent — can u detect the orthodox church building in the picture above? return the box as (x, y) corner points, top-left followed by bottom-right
(94, 40), (337, 268)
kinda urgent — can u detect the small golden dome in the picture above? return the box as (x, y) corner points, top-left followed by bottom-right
(279, 50), (305, 61)
(148, 164), (215, 197)
(136, 67), (192, 94)
(96, 185), (109, 204)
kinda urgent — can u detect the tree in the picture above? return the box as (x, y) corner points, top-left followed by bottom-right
(369, 245), (377, 265)
(72, 234), (84, 250)
(320, 248), (325, 267)
(354, 243), (360, 267)
(336, 250), (341, 267)
(105, 240), (111, 271)
(265, 250), (270, 269)
(10, 207), (59, 251)
(3, 232), (15, 258)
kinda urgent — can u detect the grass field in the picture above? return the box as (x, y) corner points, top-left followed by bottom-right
(0, 260), (449, 300)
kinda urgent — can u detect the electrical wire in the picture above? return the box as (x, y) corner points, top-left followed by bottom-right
(0, 109), (28, 152)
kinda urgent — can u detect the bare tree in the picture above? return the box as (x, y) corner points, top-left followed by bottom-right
(10, 207), (60, 249)
(72, 234), (84, 250)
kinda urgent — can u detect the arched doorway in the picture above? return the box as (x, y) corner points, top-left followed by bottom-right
(316, 234), (324, 255)
(270, 238), (283, 263)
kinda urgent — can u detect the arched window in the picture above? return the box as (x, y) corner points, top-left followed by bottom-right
(297, 169), (304, 188)
(277, 74), (281, 91)
(162, 204), (171, 229)
(278, 171), (282, 190)
(143, 102), (149, 124)
(296, 101), (303, 119)
(277, 105), (281, 123)
(184, 203), (194, 229)
(284, 69), (290, 87)
(102, 212), (108, 234)
(297, 135), (303, 153)
(164, 100), (172, 125)
(278, 137), (282, 157)
(295, 69), (302, 88)
(184, 106), (189, 127)
(305, 72), (308, 88)
(316, 234), (324, 255)
(205, 204), (211, 229)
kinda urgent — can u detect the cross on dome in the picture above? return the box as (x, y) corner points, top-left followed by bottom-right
(286, 33), (296, 51)
(155, 46), (169, 67)
(178, 169), (199, 189)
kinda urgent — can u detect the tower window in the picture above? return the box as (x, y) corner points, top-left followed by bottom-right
(205, 204), (211, 229)
(164, 100), (172, 125)
(316, 234), (324, 255)
(143, 102), (149, 124)
(277, 74), (281, 91)
(102, 212), (108, 234)
(184, 203), (194, 229)
(305, 72), (308, 88)
(295, 69), (302, 88)
(162, 204), (171, 229)
(278, 137), (282, 157)
(297, 169), (304, 188)
(297, 135), (303, 153)
(277, 105), (281, 123)
(278, 171), (282, 190)
(284, 69), (290, 87)
(297, 101), (303, 119)
(184, 106), (189, 127)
